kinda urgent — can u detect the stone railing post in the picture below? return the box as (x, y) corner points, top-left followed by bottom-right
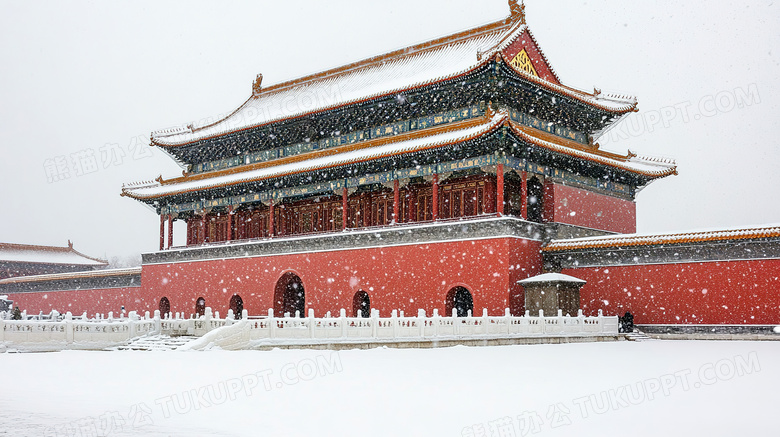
(391, 310), (398, 338)
(452, 308), (459, 336)
(597, 309), (604, 334)
(558, 309), (564, 335)
(432, 309), (439, 337)
(128, 311), (138, 339)
(597, 310), (604, 334)
(65, 312), (74, 344)
(371, 308), (379, 338)
(418, 309), (426, 337)
(482, 309), (489, 335)
(340, 309), (347, 338)
(308, 309), (315, 339)
(268, 309), (276, 339)
(153, 310), (161, 334)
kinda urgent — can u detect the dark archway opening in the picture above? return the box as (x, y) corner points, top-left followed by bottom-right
(274, 273), (305, 317)
(527, 177), (544, 223)
(229, 294), (244, 319)
(195, 297), (206, 318)
(159, 297), (171, 319)
(352, 290), (371, 318)
(445, 286), (474, 317)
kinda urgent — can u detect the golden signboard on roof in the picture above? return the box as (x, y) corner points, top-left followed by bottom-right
(510, 48), (538, 77)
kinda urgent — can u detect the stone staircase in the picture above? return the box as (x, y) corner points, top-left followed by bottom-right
(624, 328), (652, 342)
(107, 334), (198, 351)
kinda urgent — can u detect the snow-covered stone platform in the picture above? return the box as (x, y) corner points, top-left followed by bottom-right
(0, 307), (618, 352)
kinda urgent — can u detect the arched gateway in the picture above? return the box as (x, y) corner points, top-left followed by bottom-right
(352, 291), (370, 318)
(195, 297), (206, 317)
(274, 273), (305, 317)
(159, 297), (170, 318)
(229, 294), (244, 319)
(446, 286), (474, 317)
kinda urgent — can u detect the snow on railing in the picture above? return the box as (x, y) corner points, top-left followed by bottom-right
(0, 307), (617, 348)
(240, 308), (617, 342)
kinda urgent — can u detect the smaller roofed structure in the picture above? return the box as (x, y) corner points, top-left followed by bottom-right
(519, 272), (586, 317)
(0, 241), (108, 280)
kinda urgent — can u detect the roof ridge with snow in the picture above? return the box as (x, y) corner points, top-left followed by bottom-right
(0, 267), (141, 285)
(150, 12), (636, 148)
(0, 242), (108, 266)
(544, 224), (780, 252)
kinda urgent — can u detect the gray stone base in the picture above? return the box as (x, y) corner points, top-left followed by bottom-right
(637, 324), (780, 341)
(251, 335), (623, 351)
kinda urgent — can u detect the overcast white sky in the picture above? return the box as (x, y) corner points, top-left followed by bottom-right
(0, 0), (778, 261)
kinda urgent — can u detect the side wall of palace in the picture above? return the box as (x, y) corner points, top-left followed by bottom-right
(561, 259), (780, 325)
(140, 237), (543, 318)
(7, 287), (146, 316)
(543, 183), (636, 234)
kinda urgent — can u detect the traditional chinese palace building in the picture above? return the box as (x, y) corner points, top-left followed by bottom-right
(0, 242), (107, 280)
(2, 1), (778, 327)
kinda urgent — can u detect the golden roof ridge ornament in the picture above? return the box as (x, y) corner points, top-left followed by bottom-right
(252, 74), (263, 97)
(509, 0), (526, 25)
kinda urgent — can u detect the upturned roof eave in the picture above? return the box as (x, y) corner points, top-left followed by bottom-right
(123, 113), (508, 202)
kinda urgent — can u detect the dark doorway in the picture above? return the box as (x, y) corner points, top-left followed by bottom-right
(195, 297), (206, 318)
(229, 294), (243, 319)
(445, 287), (474, 317)
(352, 291), (371, 318)
(274, 273), (305, 317)
(527, 177), (544, 223)
(159, 297), (171, 319)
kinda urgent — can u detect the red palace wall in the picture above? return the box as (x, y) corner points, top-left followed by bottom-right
(141, 237), (543, 318)
(563, 259), (780, 325)
(8, 287), (146, 317)
(544, 183), (636, 234)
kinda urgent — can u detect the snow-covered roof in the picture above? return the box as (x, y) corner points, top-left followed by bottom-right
(124, 110), (675, 201)
(508, 123), (677, 178)
(125, 112), (507, 200)
(151, 16), (636, 148)
(544, 224), (780, 252)
(518, 273), (586, 284)
(0, 267), (140, 285)
(0, 243), (108, 266)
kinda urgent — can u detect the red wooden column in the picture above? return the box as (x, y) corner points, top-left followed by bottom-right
(227, 206), (234, 242)
(393, 179), (400, 224)
(432, 174), (439, 221)
(543, 179), (554, 223)
(342, 187), (348, 230)
(201, 214), (207, 244)
(521, 171), (528, 220)
(268, 201), (275, 237)
(159, 214), (165, 251)
(167, 215), (174, 249)
(497, 164), (505, 216)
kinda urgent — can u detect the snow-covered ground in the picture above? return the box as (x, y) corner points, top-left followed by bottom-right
(0, 340), (776, 436)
